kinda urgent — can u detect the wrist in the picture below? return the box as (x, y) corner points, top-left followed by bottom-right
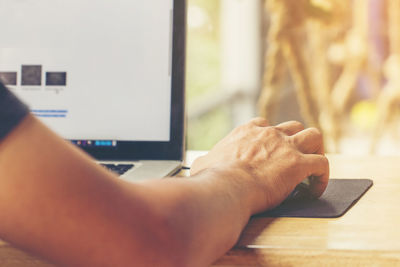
(194, 164), (263, 218)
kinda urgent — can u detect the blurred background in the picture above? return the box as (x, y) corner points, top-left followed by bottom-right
(186, 0), (400, 155)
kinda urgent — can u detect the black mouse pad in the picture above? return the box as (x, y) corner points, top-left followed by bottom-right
(256, 179), (373, 218)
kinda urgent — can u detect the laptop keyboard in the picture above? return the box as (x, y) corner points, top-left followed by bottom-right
(100, 164), (134, 176)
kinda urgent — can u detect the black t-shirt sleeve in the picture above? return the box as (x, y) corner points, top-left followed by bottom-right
(0, 82), (29, 140)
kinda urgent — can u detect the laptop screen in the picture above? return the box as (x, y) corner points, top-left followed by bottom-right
(0, 0), (175, 146)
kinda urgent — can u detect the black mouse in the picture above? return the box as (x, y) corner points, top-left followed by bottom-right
(284, 177), (315, 202)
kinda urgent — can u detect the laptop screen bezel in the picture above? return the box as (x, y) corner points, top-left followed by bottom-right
(78, 0), (186, 161)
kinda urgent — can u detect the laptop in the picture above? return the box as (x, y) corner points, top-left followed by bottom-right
(0, 0), (186, 181)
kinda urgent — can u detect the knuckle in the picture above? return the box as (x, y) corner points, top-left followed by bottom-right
(308, 127), (323, 139)
(250, 117), (268, 126)
(287, 135), (297, 147)
(290, 120), (305, 130)
(287, 151), (303, 166)
(293, 151), (303, 161)
(252, 116), (267, 122)
(309, 127), (321, 134)
(263, 126), (280, 137)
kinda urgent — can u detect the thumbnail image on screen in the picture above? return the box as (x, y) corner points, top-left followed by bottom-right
(21, 65), (42, 86)
(0, 72), (17, 85)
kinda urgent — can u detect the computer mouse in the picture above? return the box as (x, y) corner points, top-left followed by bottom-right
(283, 176), (315, 203)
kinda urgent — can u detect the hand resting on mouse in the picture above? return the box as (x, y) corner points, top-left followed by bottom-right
(191, 118), (330, 213)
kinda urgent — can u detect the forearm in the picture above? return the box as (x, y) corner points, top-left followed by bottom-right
(132, 167), (254, 266)
(0, 115), (147, 266)
(0, 115), (254, 266)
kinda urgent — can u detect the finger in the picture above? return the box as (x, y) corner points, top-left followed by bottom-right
(291, 127), (324, 154)
(249, 117), (269, 127)
(302, 154), (329, 198)
(275, 121), (304, 136)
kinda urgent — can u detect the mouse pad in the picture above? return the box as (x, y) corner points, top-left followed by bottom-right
(256, 179), (373, 218)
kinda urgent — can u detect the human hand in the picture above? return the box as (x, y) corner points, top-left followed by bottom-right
(190, 118), (329, 213)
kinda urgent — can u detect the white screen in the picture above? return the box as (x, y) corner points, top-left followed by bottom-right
(0, 0), (173, 141)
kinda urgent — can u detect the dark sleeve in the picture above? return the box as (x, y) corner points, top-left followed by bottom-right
(0, 82), (29, 140)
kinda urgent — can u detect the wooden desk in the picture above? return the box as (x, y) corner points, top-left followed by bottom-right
(1, 154), (400, 266)
(213, 154), (400, 266)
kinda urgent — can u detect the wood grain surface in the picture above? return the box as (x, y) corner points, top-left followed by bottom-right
(1, 154), (399, 266)
(213, 154), (400, 266)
